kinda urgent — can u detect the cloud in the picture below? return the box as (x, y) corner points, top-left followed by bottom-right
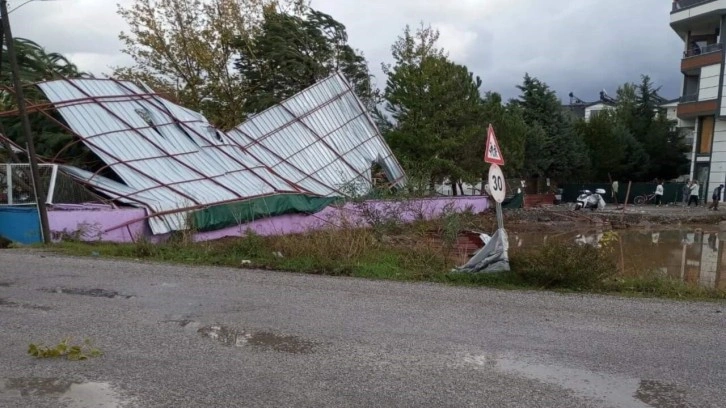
(11, 0), (684, 101)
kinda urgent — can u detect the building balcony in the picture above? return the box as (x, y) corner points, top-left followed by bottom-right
(677, 95), (718, 118)
(672, 0), (717, 13)
(682, 45), (723, 72)
(683, 42), (722, 58)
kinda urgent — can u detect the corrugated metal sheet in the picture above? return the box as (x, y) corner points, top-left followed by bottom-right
(228, 74), (405, 197)
(38, 73), (405, 234)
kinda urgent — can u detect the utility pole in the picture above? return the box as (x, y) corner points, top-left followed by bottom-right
(0, 0), (51, 243)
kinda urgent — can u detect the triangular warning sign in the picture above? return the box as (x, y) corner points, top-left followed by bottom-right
(484, 124), (505, 165)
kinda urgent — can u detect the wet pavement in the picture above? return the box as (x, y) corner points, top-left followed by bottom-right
(0, 378), (127, 407)
(0, 250), (724, 407)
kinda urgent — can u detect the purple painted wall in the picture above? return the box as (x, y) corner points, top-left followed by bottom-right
(48, 204), (150, 242)
(48, 197), (490, 243)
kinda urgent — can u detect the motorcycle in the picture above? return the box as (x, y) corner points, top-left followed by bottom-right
(574, 188), (606, 211)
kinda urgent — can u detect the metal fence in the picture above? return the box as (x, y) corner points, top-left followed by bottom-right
(0, 164), (51, 205)
(0, 164), (104, 206)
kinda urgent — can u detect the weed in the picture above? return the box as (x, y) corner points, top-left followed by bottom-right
(232, 230), (267, 258)
(601, 274), (726, 300)
(28, 338), (102, 361)
(132, 235), (157, 258)
(512, 242), (618, 290)
(0, 235), (11, 248)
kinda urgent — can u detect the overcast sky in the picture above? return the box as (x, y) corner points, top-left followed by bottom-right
(11, 0), (683, 102)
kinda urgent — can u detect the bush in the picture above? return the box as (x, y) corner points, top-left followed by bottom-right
(0, 235), (11, 248)
(512, 242), (618, 289)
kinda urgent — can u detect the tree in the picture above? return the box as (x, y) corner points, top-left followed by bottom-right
(0, 38), (97, 168)
(1, 38), (88, 109)
(611, 75), (689, 180)
(512, 74), (590, 182)
(381, 25), (491, 194)
(234, 3), (374, 115)
(477, 92), (527, 176)
(115, 0), (294, 129)
(576, 111), (648, 181)
(644, 114), (690, 180)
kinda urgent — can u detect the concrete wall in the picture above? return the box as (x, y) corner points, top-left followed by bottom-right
(48, 204), (150, 242)
(45, 197), (490, 244)
(699, 64), (721, 101)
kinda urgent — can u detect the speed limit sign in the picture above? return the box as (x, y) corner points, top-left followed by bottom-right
(487, 164), (506, 203)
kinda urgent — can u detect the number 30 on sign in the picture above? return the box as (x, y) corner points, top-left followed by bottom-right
(487, 163), (506, 203)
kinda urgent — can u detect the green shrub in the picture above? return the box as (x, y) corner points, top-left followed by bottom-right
(512, 242), (618, 290)
(132, 236), (157, 258)
(232, 230), (267, 258)
(0, 235), (11, 248)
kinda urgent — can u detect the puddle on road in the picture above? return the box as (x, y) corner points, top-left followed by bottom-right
(464, 354), (690, 408)
(511, 228), (726, 290)
(0, 298), (52, 311)
(39, 287), (133, 299)
(0, 377), (128, 407)
(198, 324), (315, 354)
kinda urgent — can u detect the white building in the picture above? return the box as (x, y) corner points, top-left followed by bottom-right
(671, 0), (726, 198)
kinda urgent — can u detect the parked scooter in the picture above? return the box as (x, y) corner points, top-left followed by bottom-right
(574, 189), (606, 211)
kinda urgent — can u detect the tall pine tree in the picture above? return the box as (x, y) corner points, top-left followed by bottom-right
(512, 74), (590, 182)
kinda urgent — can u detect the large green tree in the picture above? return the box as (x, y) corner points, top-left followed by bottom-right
(610, 76), (689, 180)
(381, 25), (490, 194)
(512, 74), (590, 181)
(234, 3), (373, 115)
(477, 92), (527, 176)
(576, 110), (648, 181)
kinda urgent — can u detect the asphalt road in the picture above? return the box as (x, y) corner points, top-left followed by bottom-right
(0, 250), (724, 408)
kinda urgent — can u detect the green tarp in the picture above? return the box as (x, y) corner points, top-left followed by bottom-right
(502, 192), (524, 209)
(192, 194), (339, 232)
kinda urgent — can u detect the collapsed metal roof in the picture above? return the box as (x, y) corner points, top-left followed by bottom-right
(36, 73), (405, 234)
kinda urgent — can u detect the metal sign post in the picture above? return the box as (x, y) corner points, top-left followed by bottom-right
(488, 163), (506, 230)
(484, 124), (506, 231)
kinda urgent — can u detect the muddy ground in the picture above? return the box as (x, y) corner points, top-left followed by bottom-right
(501, 203), (726, 233)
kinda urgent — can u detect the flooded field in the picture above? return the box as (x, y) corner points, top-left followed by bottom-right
(509, 227), (726, 290)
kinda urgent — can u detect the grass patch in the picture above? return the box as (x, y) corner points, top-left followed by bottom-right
(511, 242), (618, 290)
(28, 338), (102, 361)
(601, 274), (726, 300)
(48, 217), (726, 301)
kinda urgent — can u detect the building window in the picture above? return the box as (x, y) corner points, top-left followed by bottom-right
(698, 116), (714, 154)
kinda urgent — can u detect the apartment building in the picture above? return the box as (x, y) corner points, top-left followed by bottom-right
(671, 0), (726, 199)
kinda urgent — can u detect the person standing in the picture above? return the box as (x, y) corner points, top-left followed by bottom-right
(654, 180), (664, 206)
(710, 184), (725, 210)
(611, 180), (619, 204)
(682, 180), (691, 206)
(688, 180), (700, 207)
